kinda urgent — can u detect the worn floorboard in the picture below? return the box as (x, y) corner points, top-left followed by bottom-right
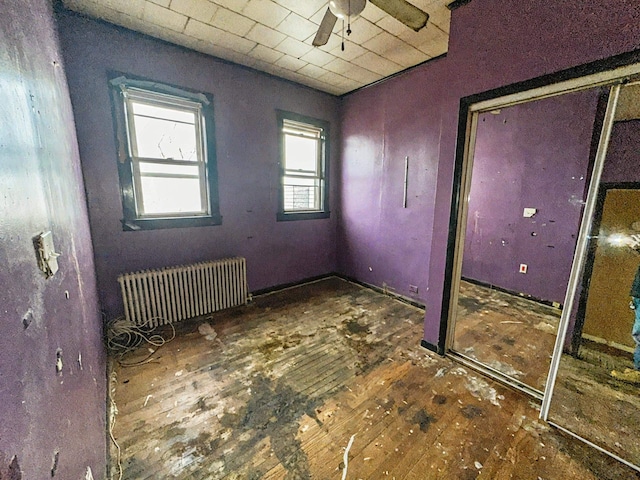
(453, 280), (560, 392)
(108, 277), (638, 479)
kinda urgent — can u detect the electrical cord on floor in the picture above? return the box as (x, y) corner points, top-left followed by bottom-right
(106, 316), (176, 367)
(108, 370), (123, 480)
(106, 318), (176, 479)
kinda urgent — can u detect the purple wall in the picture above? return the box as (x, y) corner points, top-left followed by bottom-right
(57, 12), (341, 320)
(602, 120), (640, 183)
(462, 91), (600, 304)
(0, 0), (106, 478)
(339, 0), (640, 345)
(339, 58), (449, 301)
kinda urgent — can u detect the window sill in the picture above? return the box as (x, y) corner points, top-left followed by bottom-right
(277, 211), (330, 222)
(122, 214), (223, 231)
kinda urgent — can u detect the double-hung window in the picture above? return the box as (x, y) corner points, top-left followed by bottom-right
(110, 75), (221, 230)
(277, 111), (330, 221)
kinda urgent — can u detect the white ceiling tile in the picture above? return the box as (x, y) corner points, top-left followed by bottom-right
(149, 0), (170, 7)
(323, 57), (352, 75)
(184, 18), (219, 41)
(363, 31), (428, 68)
(309, 6), (331, 26)
(275, 13), (318, 42)
(344, 17), (383, 44)
(212, 28), (257, 54)
(63, 0), (110, 18)
(273, 0), (326, 19)
(169, 0), (218, 23)
(424, 1), (451, 32)
(376, 15), (409, 37)
(252, 59), (283, 74)
(105, 0), (146, 17)
(387, 46), (429, 68)
(331, 61), (380, 84)
(241, 0), (289, 29)
(274, 37), (313, 58)
(317, 70), (352, 88)
(64, 0), (452, 95)
(247, 44), (285, 63)
(201, 43), (257, 67)
(185, 19), (256, 54)
(210, 8), (256, 36)
(274, 54), (307, 71)
(359, 3), (386, 23)
(245, 23), (287, 48)
(351, 51), (403, 76)
(142, 3), (188, 31)
(328, 41), (367, 61)
(211, 0), (250, 14)
(299, 48), (335, 67)
(314, 32), (344, 53)
(297, 63), (328, 79)
(343, 66), (380, 85)
(399, 23), (448, 55)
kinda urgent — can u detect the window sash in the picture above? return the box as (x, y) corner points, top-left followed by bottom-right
(282, 121), (324, 213)
(121, 87), (210, 218)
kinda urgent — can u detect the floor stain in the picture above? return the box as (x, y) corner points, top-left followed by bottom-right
(219, 373), (321, 479)
(412, 409), (435, 432)
(433, 394), (448, 405)
(461, 404), (484, 419)
(344, 318), (371, 335)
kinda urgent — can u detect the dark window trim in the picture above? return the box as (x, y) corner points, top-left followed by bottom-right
(276, 110), (330, 222)
(108, 71), (222, 231)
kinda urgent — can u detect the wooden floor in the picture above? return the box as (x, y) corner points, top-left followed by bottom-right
(550, 339), (640, 466)
(453, 280), (561, 392)
(108, 277), (638, 479)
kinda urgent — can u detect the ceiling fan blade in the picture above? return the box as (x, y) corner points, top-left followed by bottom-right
(312, 8), (338, 46)
(369, 0), (429, 32)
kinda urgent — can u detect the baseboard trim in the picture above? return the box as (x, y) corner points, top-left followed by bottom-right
(251, 273), (336, 297)
(421, 339), (443, 355)
(462, 276), (563, 310)
(335, 274), (426, 310)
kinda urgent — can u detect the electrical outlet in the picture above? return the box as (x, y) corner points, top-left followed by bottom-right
(409, 285), (418, 294)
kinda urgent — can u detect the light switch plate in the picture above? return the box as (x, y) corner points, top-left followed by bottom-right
(35, 231), (60, 278)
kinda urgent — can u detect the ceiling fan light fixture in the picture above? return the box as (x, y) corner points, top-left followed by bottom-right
(328, 0), (366, 20)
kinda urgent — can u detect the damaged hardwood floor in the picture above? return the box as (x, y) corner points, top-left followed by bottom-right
(108, 277), (638, 479)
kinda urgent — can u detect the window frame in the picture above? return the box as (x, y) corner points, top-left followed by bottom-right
(109, 73), (222, 231)
(276, 110), (330, 221)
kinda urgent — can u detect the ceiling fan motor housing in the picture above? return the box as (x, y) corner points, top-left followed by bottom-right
(329, 0), (367, 20)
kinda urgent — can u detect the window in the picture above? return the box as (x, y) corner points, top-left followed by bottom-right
(277, 111), (330, 221)
(109, 74), (221, 230)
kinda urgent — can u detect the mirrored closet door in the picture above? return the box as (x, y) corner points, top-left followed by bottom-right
(544, 79), (640, 470)
(444, 62), (640, 472)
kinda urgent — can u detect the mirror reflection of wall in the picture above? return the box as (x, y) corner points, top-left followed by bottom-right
(452, 88), (605, 394)
(548, 81), (640, 469)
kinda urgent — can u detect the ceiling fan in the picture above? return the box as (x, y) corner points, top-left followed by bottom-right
(312, 0), (429, 48)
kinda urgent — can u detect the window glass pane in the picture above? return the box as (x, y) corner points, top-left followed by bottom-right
(139, 177), (203, 215)
(132, 110), (198, 161)
(131, 101), (196, 124)
(283, 175), (319, 211)
(285, 134), (317, 172)
(139, 162), (199, 177)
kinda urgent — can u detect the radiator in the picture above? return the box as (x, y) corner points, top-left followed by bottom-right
(118, 257), (248, 326)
